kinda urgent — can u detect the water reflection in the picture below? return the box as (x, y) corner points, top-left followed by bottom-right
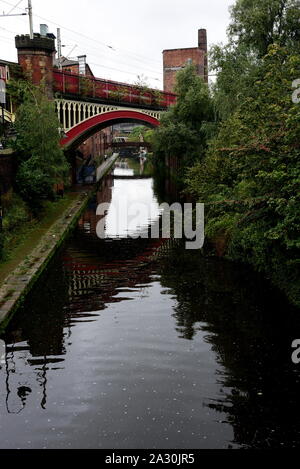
(158, 246), (300, 448)
(104, 178), (162, 238)
(1, 254), (68, 414)
(113, 162), (134, 177)
(0, 168), (300, 448)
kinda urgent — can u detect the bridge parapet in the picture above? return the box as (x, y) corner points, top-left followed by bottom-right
(53, 70), (176, 111)
(14, 34), (176, 110)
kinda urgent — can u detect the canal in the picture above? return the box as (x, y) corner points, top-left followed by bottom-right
(0, 160), (300, 449)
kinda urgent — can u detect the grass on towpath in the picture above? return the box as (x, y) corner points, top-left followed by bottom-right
(0, 192), (80, 286)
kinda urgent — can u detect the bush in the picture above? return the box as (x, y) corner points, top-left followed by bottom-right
(2, 193), (30, 231)
(12, 81), (69, 208)
(0, 193), (30, 261)
(16, 157), (55, 212)
(152, 64), (215, 188)
(0, 232), (4, 261)
(186, 46), (300, 305)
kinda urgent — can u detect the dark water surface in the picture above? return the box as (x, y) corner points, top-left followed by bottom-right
(1, 166), (300, 449)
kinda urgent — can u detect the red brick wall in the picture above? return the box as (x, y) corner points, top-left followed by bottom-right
(16, 35), (56, 97)
(78, 128), (112, 159)
(18, 51), (54, 89)
(78, 134), (98, 159)
(163, 29), (208, 93)
(62, 64), (94, 77)
(163, 48), (206, 92)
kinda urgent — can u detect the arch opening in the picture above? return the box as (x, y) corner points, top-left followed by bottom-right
(61, 110), (160, 150)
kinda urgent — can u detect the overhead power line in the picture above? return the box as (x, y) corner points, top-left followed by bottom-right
(88, 61), (161, 82)
(0, 0), (164, 81)
(0, 12), (25, 16)
(0, 33), (14, 42)
(0, 0), (26, 17)
(6, 0), (23, 14)
(0, 0), (161, 66)
(0, 24), (18, 33)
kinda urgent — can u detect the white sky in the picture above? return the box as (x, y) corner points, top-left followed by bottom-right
(0, 0), (235, 88)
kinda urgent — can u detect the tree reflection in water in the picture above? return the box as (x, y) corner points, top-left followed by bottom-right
(158, 242), (300, 448)
(0, 174), (300, 447)
(1, 252), (68, 413)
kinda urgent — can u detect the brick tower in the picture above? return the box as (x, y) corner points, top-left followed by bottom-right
(15, 28), (56, 98)
(163, 29), (208, 93)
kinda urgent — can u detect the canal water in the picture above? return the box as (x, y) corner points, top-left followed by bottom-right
(1, 161), (300, 449)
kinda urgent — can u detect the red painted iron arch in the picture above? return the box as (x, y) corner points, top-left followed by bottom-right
(60, 110), (160, 149)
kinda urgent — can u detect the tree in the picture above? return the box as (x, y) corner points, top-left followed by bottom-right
(128, 126), (154, 143)
(186, 45), (300, 305)
(13, 82), (69, 210)
(152, 64), (215, 184)
(168, 0), (300, 305)
(210, 0), (300, 120)
(229, 0), (300, 57)
(209, 43), (260, 120)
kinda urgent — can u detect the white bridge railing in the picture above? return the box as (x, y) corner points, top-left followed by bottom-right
(55, 99), (162, 132)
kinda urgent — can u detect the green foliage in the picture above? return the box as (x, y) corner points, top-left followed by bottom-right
(134, 74), (150, 92)
(229, 0), (300, 57)
(186, 45), (300, 305)
(128, 126), (154, 143)
(0, 193), (30, 261)
(209, 43), (260, 120)
(2, 193), (30, 232)
(151, 89), (164, 107)
(211, 0), (300, 120)
(6, 68), (26, 106)
(79, 76), (94, 98)
(109, 86), (127, 102)
(181, 0), (300, 305)
(13, 82), (69, 209)
(0, 233), (4, 260)
(16, 157), (56, 209)
(152, 64), (215, 185)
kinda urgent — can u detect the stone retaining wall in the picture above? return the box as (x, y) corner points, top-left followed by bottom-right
(0, 153), (118, 331)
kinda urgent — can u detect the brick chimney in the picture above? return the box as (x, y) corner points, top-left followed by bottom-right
(198, 29), (208, 82)
(163, 28), (209, 92)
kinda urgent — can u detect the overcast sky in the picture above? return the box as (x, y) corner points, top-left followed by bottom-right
(0, 0), (235, 88)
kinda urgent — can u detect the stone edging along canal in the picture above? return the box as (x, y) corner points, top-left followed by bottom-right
(0, 154), (119, 332)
